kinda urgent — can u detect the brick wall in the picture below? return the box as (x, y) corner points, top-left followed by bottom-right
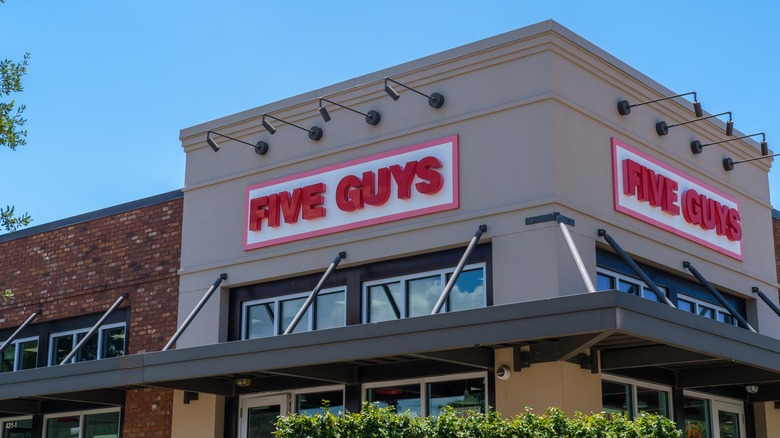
(0, 195), (182, 438)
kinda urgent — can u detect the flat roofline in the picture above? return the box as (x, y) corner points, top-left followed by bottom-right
(3, 291), (780, 403)
(0, 189), (183, 243)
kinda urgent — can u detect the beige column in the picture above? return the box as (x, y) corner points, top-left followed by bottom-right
(753, 401), (780, 438)
(171, 390), (225, 438)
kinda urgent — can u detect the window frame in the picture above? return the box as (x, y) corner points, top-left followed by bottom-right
(0, 335), (38, 373)
(601, 374), (674, 420)
(1, 415), (34, 437)
(241, 286), (347, 340)
(239, 384), (346, 414)
(677, 293), (738, 327)
(361, 371), (488, 417)
(42, 407), (121, 438)
(362, 262), (487, 323)
(47, 322), (126, 366)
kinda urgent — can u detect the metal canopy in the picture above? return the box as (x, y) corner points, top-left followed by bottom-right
(4, 291), (780, 414)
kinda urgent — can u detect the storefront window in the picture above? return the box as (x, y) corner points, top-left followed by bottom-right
(427, 377), (485, 417)
(296, 389), (344, 415)
(44, 410), (120, 438)
(364, 265), (486, 322)
(602, 378), (671, 420)
(636, 386), (670, 417)
(1, 417), (33, 438)
(601, 380), (631, 416)
(1, 337), (38, 372)
(366, 384), (421, 416)
(242, 288), (345, 339)
(684, 397), (711, 438)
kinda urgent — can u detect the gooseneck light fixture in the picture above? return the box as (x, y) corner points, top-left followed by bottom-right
(656, 111), (733, 136)
(723, 149), (778, 171)
(690, 132), (767, 155)
(261, 113), (323, 141)
(206, 131), (269, 155)
(617, 91), (702, 117)
(318, 98), (381, 125)
(384, 77), (444, 108)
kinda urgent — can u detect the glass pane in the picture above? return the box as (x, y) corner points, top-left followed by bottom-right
(77, 332), (98, 362)
(296, 390), (344, 415)
(3, 418), (33, 438)
(618, 280), (641, 297)
(597, 273), (615, 291)
(602, 381), (631, 417)
(678, 299), (694, 313)
(84, 411), (120, 438)
(368, 282), (402, 322)
(367, 384), (421, 416)
(641, 287), (663, 303)
(407, 275), (441, 317)
(699, 306), (715, 319)
(45, 416), (80, 438)
(19, 339), (38, 370)
(447, 268), (485, 312)
(246, 303), (275, 339)
(428, 377), (485, 417)
(1, 344), (15, 372)
(717, 312), (735, 326)
(636, 386), (670, 417)
(718, 410), (740, 438)
(281, 297), (310, 334)
(247, 404), (281, 438)
(101, 327), (125, 359)
(315, 291), (345, 330)
(684, 397), (711, 438)
(51, 334), (74, 365)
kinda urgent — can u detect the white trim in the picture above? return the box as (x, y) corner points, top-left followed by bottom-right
(677, 293), (738, 327)
(362, 263), (487, 322)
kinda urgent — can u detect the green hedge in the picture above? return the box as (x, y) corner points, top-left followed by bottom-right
(273, 403), (681, 437)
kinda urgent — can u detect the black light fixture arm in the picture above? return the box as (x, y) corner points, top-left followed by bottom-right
(723, 152), (780, 171)
(618, 91), (701, 116)
(206, 130), (269, 155)
(657, 111), (732, 136)
(318, 98), (381, 125)
(262, 113), (323, 141)
(691, 132), (765, 154)
(384, 77), (444, 108)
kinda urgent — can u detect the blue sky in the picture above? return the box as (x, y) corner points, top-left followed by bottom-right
(1, 1), (778, 227)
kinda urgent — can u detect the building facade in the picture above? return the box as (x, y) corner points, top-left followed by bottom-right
(2, 20), (780, 438)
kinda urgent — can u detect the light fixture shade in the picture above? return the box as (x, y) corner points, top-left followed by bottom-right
(235, 377), (252, 388)
(726, 119), (734, 136)
(761, 140), (769, 156)
(262, 119), (276, 134)
(207, 137), (220, 152)
(206, 130), (268, 155)
(384, 84), (401, 100)
(318, 106), (332, 122)
(745, 385), (759, 394)
(693, 101), (703, 118)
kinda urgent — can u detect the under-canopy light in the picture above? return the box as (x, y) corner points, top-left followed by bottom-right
(617, 91), (702, 117)
(656, 111), (733, 136)
(262, 113), (323, 141)
(384, 77), (444, 108)
(206, 130), (269, 155)
(690, 132), (766, 155)
(318, 98), (381, 125)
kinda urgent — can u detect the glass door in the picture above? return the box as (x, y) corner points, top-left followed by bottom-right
(240, 395), (288, 438)
(713, 400), (744, 438)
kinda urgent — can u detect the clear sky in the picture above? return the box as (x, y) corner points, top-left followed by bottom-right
(1, 0), (778, 227)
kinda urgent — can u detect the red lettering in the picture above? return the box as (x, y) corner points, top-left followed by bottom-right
(279, 189), (302, 224)
(714, 202), (731, 236)
(390, 161), (417, 199)
(336, 175), (363, 212)
(362, 169), (391, 206)
(249, 196), (270, 231)
(415, 156), (444, 195)
(663, 178), (680, 215)
(726, 208), (742, 241)
(700, 195), (716, 230)
(682, 189), (701, 225)
(623, 159), (642, 197)
(646, 168), (664, 207)
(301, 183), (326, 220)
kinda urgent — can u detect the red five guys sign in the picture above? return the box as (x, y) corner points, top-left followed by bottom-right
(612, 138), (742, 260)
(244, 136), (459, 250)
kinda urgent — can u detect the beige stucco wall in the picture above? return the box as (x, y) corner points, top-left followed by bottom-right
(493, 348), (602, 417)
(171, 391), (225, 438)
(753, 402), (780, 438)
(177, 21), (778, 348)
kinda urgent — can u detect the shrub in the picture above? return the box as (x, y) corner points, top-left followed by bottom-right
(273, 403), (681, 438)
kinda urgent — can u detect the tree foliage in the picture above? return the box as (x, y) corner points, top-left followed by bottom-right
(273, 403), (681, 438)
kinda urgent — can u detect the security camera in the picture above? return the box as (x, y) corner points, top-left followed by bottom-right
(495, 366), (511, 381)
